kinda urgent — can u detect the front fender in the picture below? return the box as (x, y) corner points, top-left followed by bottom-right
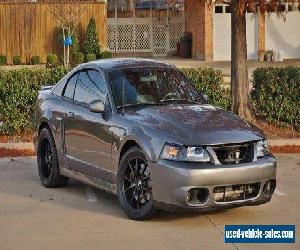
(117, 126), (164, 164)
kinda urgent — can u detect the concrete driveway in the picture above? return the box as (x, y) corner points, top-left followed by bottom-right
(0, 154), (299, 250)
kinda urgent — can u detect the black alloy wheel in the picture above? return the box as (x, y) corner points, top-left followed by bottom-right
(117, 146), (154, 220)
(122, 158), (152, 210)
(37, 127), (69, 188)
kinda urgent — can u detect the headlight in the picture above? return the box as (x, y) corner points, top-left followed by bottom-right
(256, 140), (269, 157)
(160, 143), (210, 162)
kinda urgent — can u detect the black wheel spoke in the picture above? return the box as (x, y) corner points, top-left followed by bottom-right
(124, 176), (133, 183)
(143, 176), (150, 181)
(124, 185), (135, 193)
(129, 192), (135, 206)
(141, 164), (147, 175)
(128, 161), (135, 174)
(134, 159), (139, 174)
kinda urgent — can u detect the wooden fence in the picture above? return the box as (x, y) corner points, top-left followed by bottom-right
(0, 1), (107, 64)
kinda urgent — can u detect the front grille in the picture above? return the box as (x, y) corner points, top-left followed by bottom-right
(212, 142), (254, 165)
(213, 183), (260, 202)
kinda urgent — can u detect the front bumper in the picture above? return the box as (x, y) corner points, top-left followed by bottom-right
(149, 156), (277, 210)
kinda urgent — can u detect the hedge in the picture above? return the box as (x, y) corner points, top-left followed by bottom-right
(0, 67), (68, 135)
(85, 53), (96, 62)
(3, 66), (298, 136)
(181, 68), (231, 110)
(251, 67), (300, 130)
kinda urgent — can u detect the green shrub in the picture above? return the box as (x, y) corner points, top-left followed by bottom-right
(85, 53), (96, 62)
(31, 56), (40, 65)
(0, 55), (7, 65)
(251, 67), (300, 130)
(83, 17), (101, 58)
(101, 51), (113, 59)
(181, 68), (231, 110)
(13, 56), (22, 65)
(0, 67), (69, 135)
(46, 54), (58, 68)
(73, 52), (85, 65)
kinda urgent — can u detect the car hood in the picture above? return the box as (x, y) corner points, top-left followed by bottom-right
(123, 104), (264, 145)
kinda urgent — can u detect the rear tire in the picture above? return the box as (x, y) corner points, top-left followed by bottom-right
(117, 146), (154, 220)
(37, 127), (69, 188)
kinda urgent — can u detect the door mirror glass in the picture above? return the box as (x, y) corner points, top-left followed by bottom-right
(89, 100), (105, 113)
(202, 93), (209, 103)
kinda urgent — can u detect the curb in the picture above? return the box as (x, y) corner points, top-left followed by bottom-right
(268, 139), (300, 147)
(0, 143), (34, 151)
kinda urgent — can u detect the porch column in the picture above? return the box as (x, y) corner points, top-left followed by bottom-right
(258, 10), (266, 53)
(184, 0), (213, 60)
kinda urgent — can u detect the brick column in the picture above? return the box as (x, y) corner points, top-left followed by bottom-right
(185, 0), (213, 60)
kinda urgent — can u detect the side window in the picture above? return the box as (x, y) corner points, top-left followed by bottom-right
(63, 73), (79, 99)
(52, 78), (67, 96)
(74, 70), (107, 106)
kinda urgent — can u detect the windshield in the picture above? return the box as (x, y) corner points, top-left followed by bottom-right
(109, 67), (205, 108)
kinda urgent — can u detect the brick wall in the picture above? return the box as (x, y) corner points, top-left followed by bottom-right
(185, 0), (213, 60)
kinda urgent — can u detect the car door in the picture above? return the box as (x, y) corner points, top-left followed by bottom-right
(64, 69), (113, 183)
(60, 71), (80, 158)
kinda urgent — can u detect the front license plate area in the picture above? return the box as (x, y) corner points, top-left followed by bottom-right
(213, 183), (260, 202)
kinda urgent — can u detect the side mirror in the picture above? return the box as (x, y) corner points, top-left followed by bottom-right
(89, 100), (105, 113)
(202, 94), (209, 102)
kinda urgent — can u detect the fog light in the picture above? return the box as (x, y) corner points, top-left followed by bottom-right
(263, 180), (276, 195)
(186, 188), (209, 204)
(197, 189), (209, 203)
(186, 190), (194, 202)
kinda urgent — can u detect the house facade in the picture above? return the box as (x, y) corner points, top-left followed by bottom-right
(107, 0), (300, 61)
(0, 0), (299, 63)
(106, 0), (185, 57)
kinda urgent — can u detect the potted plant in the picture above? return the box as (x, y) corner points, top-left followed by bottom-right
(258, 50), (265, 62)
(265, 50), (273, 62)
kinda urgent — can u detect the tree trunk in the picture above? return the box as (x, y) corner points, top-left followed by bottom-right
(62, 27), (67, 68)
(66, 45), (70, 68)
(63, 45), (66, 68)
(231, 0), (251, 119)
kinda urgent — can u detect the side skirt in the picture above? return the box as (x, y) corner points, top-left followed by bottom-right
(60, 166), (117, 195)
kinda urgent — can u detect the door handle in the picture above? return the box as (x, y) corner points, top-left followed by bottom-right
(67, 112), (75, 118)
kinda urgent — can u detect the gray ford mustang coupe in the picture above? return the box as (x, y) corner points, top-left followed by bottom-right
(34, 58), (277, 220)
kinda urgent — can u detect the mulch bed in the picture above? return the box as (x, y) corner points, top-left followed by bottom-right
(0, 148), (35, 158)
(270, 145), (300, 154)
(253, 119), (300, 139)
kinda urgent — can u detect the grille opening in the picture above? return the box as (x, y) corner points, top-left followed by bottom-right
(213, 183), (260, 202)
(213, 143), (254, 164)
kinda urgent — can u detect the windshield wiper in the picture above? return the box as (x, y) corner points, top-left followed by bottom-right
(117, 101), (159, 109)
(159, 99), (203, 105)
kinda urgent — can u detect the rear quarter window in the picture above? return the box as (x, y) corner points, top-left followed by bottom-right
(63, 73), (79, 99)
(52, 78), (67, 96)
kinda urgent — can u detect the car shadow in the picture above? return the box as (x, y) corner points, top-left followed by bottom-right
(0, 157), (269, 223)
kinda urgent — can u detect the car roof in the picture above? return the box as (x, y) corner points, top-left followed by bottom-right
(79, 58), (175, 72)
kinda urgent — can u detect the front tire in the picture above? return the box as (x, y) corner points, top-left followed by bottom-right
(37, 127), (69, 188)
(117, 146), (154, 220)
